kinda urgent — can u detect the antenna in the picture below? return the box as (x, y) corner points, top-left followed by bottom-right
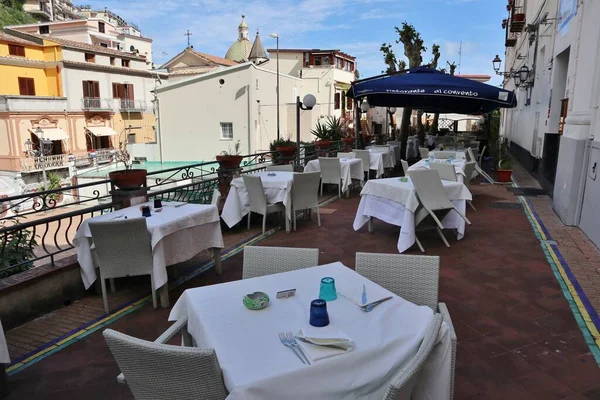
(185, 30), (193, 48)
(458, 41), (462, 74)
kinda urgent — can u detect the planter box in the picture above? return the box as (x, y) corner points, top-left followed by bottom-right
(497, 169), (513, 182)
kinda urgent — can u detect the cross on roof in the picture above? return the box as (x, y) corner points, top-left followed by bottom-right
(185, 30), (192, 48)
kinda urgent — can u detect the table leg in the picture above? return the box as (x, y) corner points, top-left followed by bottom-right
(159, 285), (169, 308)
(213, 248), (223, 275)
(368, 217), (374, 233)
(0, 364), (8, 399)
(285, 209), (290, 232)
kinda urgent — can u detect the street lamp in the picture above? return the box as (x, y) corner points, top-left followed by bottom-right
(34, 127), (49, 190)
(269, 33), (280, 142)
(518, 65), (530, 86)
(492, 55), (502, 73)
(296, 94), (317, 164)
(388, 107), (397, 138)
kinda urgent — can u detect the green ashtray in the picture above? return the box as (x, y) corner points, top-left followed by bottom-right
(400, 177), (409, 182)
(243, 292), (270, 310)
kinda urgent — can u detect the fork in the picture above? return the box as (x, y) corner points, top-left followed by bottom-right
(286, 332), (311, 365)
(278, 333), (305, 364)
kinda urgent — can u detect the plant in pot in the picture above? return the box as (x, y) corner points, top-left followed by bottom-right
(497, 139), (513, 182)
(216, 140), (244, 169)
(269, 137), (296, 165)
(39, 172), (64, 206)
(109, 138), (148, 191)
(311, 120), (332, 150)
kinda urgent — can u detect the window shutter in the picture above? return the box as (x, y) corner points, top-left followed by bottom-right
(334, 93), (340, 110)
(127, 84), (134, 100)
(341, 91), (346, 110)
(82, 81), (90, 98)
(92, 81), (100, 98)
(347, 98), (353, 110)
(112, 83), (118, 98)
(19, 78), (28, 95)
(27, 79), (35, 95)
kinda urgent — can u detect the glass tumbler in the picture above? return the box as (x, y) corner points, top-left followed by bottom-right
(309, 299), (330, 327)
(319, 277), (337, 301)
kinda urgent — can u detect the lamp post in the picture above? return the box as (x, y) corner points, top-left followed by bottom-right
(388, 107), (397, 139)
(296, 94), (316, 165)
(34, 127), (49, 190)
(269, 33), (280, 142)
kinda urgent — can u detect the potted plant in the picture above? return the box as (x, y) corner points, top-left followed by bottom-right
(311, 121), (332, 149)
(39, 172), (64, 205)
(270, 137), (296, 164)
(497, 139), (513, 182)
(109, 138), (148, 190)
(216, 140), (244, 169)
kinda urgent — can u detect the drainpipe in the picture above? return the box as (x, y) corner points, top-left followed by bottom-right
(155, 95), (163, 164)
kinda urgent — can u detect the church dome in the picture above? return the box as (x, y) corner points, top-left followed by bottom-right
(225, 15), (252, 62)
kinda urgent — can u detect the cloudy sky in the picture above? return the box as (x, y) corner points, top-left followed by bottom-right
(84, 0), (507, 85)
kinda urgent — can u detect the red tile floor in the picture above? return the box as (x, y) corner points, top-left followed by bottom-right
(3, 176), (600, 399)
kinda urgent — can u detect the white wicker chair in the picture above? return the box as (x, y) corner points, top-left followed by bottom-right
(337, 152), (355, 158)
(463, 161), (477, 211)
(433, 151), (456, 160)
(292, 171), (321, 231)
(400, 159), (409, 176)
(355, 252), (456, 400)
(242, 245), (319, 279)
(318, 157), (343, 198)
(384, 314), (444, 400)
(467, 147), (495, 183)
(354, 149), (371, 181)
(104, 318), (228, 400)
(418, 147), (429, 159)
(407, 169), (471, 252)
(211, 189), (221, 206)
(242, 175), (285, 234)
(430, 163), (457, 181)
(478, 145), (486, 167)
(266, 164), (294, 172)
(88, 218), (157, 313)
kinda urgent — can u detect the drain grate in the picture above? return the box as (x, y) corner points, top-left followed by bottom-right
(506, 187), (547, 196)
(489, 202), (523, 209)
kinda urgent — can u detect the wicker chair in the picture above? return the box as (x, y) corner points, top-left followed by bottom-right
(418, 147), (429, 159)
(292, 171), (321, 231)
(463, 161), (477, 211)
(89, 218), (157, 313)
(211, 189), (221, 206)
(242, 175), (285, 234)
(384, 314), (443, 400)
(266, 164), (294, 172)
(104, 318), (228, 400)
(318, 157), (343, 198)
(337, 152), (355, 158)
(407, 169), (471, 252)
(429, 163), (457, 182)
(467, 147), (495, 183)
(355, 252), (456, 400)
(354, 150), (371, 181)
(400, 159), (409, 176)
(242, 245), (318, 279)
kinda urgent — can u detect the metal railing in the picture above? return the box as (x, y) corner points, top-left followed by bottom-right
(20, 154), (69, 172)
(117, 99), (146, 112)
(81, 97), (111, 110)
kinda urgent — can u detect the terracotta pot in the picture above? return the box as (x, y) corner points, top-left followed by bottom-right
(342, 137), (355, 145)
(497, 169), (513, 183)
(314, 140), (331, 149)
(275, 146), (297, 160)
(109, 169), (148, 191)
(513, 13), (525, 22)
(216, 155), (243, 170)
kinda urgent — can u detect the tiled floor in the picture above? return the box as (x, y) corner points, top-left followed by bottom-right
(3, 169), (600, 399)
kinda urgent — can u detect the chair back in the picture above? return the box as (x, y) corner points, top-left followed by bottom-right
(354, 150), (371, 173)
(463, 161), (476, 187)
(384, 314), (443, 400)
(429, 163), (457, 181)
(318, 157), (342, 185)
(418, 147), (429, 159)
(211, 189), (221, 206)
(242, 175), (267, 213)
(103, 329), (228, 400)
(400, 159), (409, 175)
(355, 252), (439, 309)
(266, 165), (294, 172)
(478, 146), (486, 166)
(469, 140), (480, 149)
(242, 246), (319, 279)
(337, 152), (355, 158)
(88, 218), (153, 280)
(407, 170), (454, 212)
(293, 172), (321, 210)
(433, 151), (456, 159)
(130, 196), (146, 206)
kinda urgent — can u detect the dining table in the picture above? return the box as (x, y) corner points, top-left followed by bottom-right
(366, 144), (401, 163)
(169, 262), (452, 400)
(368, 148), (395, 178)
(430, 149), (468, 160)
(353, 177), (472, 253)
(303, 158), (364, 195)
(74, 202), (224, 307)
(408, 159), (468, 183)
(221, 171), (293, 232)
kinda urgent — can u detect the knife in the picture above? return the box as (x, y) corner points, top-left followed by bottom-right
(361, 284), (367, 305)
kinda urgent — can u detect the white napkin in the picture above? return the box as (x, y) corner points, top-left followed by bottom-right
(295, 326), (355, 362)
(339, 283), (393, 308)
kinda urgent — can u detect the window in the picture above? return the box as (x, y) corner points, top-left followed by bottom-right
(110, 57), (115, 66)
(335, 57), (342, 69)
(121, 59), (130, 68)
(112, 83), (135, 109)
(347, 97), (353, 110)
(220, 123), (233, 139)
(100, 43), (108, 48)
(85, 53), (95, 63)
(345, 62), (354, 72)
(18, 77), (35, 95)
(82, 80), (100, 108)
(314, 56), (322, 66)
(8, 44), (25, 57)
(98, 21), (105, 33)
(334, 92), (340, 110)
(341, 91), (346, 110)
(39, 25), (49, 34)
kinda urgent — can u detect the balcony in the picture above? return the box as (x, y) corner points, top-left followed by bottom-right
(81, 97), (112, 111)
(0, 96), (68, 113)
(510, 13), (526, 32)
(116, 99), (147, 112)
(20, 154), (68, 172)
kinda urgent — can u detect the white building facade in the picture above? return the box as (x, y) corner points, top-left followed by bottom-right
(500, 0), (600, 248)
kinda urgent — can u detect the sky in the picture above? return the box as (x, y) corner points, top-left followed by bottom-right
(83, 0), (507, 85)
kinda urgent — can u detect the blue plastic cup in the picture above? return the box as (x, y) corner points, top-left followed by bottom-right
(319, 277), (337, 301)
(309, 299), (330, 327)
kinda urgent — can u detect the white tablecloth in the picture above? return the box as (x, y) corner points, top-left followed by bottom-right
(354, 178), (472, 253)
(304, 158), (364, 194)
(430, 150), (467, 160)
(221, 171), (293, 230)
(169, 262), (451, 400)
(408, 159), (467, 183)
(367, 145), (401, 162)
(74, 203), (223, 290)
(0, 320), (9, 364)
(368, 150), (395, 178)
